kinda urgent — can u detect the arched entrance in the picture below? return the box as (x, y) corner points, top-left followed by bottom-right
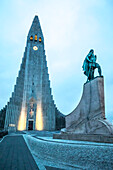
(28, 97), (36, 130)
(28, 119), (34, 130)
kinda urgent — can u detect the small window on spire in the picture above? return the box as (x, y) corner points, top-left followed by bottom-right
(35, 35), (37, 41)
(30, 36), (33, 41)
(39, 37), (42, 42)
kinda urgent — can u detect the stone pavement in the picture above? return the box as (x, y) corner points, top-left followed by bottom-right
(23, 130), (60, 137)
(0, 134), (65, 170)
(1, 132), (113, 170)
(25, 134), (113, 170)
(0, 135), (39, 170)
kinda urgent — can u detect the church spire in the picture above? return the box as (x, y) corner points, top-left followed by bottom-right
(33, 15), (39, 23)
(27, 15), (44, 43)
(4, 15), (65, 131)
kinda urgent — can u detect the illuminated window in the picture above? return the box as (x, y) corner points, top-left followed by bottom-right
(39, 37), (42, 42)
(9, 124), (15, 127)
(35, 35), (37, 41)
(30, 36), (33, 41)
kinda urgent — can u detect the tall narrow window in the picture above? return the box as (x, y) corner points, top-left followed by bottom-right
(39, 37), (41, 42)
(30, 36), (33, 41)
(35, 35), (37, 41)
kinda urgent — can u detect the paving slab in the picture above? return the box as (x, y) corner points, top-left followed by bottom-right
(0, 135), (39, 170)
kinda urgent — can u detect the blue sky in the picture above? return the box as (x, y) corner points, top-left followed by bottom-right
(0, 0), (113, 122)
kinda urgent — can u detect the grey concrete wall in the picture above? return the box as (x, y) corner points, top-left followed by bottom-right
(53, 133), (113, 143)
(4, 16), (65, 131)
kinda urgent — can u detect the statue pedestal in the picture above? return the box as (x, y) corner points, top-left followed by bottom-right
(53, 77), (113, 143)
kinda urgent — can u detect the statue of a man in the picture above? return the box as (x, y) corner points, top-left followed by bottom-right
(82, 49), (102, 81)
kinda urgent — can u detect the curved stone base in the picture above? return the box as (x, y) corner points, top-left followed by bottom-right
(64, 118), (113, 135)
(54, 77), (113, 142)
(65, 77), (113, 135)
(53, 133), (113, 143)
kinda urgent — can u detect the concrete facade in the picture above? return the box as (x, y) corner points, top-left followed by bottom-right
(3, 16), (65, 131)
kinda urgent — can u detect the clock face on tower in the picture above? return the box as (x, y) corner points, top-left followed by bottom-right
(33, 46), (38, 51)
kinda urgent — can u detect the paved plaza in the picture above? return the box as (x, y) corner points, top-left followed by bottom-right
(0, 132), (113, 170)
(0, 135), (39, 170)
(0, 134), (65, 170)
(24, 131), (113, 170)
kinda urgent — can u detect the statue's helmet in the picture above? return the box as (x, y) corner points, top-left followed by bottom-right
(90, 49), (94, 53)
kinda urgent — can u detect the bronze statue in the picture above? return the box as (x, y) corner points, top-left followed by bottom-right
(82, 49), (102, 81)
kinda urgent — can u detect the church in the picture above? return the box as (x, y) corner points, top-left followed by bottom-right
(0, 16), (65, 131)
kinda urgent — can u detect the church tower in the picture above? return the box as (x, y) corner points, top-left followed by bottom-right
(4, 16), (65, 131)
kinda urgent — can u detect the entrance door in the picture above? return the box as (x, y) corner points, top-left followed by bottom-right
(28, 120), (33, 130)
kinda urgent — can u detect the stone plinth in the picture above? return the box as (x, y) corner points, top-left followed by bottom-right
(53, 133), (113, 143)
(54, 77), (113, 142)
(65, 76), (113, 135)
